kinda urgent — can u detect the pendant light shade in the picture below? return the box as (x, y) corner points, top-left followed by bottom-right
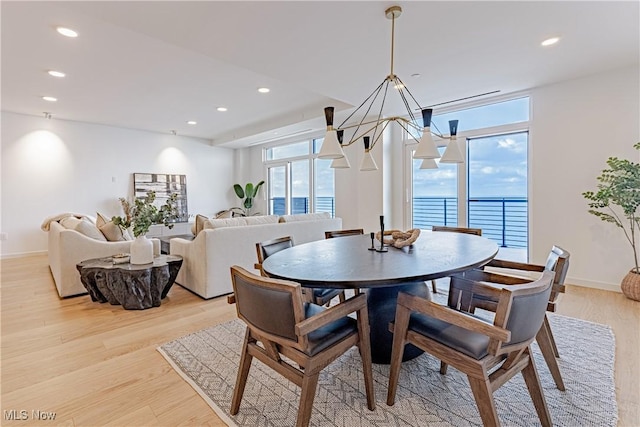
(318, 107), (345, 159)
(359, 137), (378, 171)
(330, 130), (351, 168)
(414, 109), (441, 159)
(419, 158), (438, 169)
(439, 120), (464, 163)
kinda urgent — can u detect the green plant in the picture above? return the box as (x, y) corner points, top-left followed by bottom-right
(233, 181), (265, 216)
(112, 191), (179, 237)
(583, 142), (640, 273)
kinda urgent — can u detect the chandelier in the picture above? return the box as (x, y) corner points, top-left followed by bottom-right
(318, 5), (463, 171)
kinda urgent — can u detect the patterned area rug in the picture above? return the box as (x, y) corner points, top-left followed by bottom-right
(158, 311), (617, 426)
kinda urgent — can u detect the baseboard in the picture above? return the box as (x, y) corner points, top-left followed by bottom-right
(0, 250), (47, 260)
(566, 275), (622, 293)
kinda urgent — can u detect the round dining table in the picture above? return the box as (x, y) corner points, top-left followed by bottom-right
(262, 231), (499, 363)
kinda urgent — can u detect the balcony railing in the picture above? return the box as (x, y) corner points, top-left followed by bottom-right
(270, 196), (527, 249)
(270, 197), (335, 217)
(413, 197), (528, 249)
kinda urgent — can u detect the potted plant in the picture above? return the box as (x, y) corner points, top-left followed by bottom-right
(112, 191), (179, 264)
(583, 142), (640, 300)
(233, 181), (265, 216)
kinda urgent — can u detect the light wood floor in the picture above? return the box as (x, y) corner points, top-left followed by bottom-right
(1, 254), (638, 426)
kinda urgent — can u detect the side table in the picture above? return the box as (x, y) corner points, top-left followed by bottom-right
(158, 234), (194, 254)
(76, 255), (183, 309)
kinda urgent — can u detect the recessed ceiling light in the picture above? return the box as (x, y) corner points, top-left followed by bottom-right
(217, 107), (228, 112)
(48, 70), (66, 78)
(186, 120), (197, 125)
(56, 27), (78, 38)
(541, 37), (560, 47)
(258, 87), (270, 93)
(411, 73), (421, 78)
(42, 96), (57, 102)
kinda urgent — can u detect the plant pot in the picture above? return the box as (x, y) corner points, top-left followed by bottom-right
(621, 269), (640, 301)
(130, 235), (154, 265)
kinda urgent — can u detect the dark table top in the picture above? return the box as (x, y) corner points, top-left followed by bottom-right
(262, 231), (498, 289)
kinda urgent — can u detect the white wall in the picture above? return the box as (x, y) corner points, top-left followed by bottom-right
(1, 112), (236, 257)
(529, 65), (640, 291)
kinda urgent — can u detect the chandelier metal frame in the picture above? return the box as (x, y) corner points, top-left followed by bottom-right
(318, 5), (463, 170)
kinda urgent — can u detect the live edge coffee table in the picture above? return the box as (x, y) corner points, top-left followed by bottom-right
(76, 255), (183, 309)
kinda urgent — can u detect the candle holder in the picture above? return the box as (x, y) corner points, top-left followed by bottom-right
(376, 215), (388, 253)
(368, 232), (376, 251)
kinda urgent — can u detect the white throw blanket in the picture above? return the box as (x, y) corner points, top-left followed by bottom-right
(40, 213), (92, 231)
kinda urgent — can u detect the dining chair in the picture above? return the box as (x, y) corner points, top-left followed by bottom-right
(324, 228), (365, 239)
(387, 270), (556, 427)
(430, 226), (483, 294)
(460, 245), (571, 390)
(255, 236), (346, 306)
(229, 265), (375, 427)
(324, 228), (365, 296)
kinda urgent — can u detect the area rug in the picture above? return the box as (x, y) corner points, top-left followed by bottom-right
(158, 312), (617, 426)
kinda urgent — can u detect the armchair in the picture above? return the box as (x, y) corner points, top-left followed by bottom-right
(460, 245), (570, 390)
(430, 226), (483, 294)
(387, 270), (555, 426)
(229, 265), (375, 427)
(255, 236), (346, 306)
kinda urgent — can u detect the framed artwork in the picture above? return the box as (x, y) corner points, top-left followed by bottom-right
(133, 173), (188, 222)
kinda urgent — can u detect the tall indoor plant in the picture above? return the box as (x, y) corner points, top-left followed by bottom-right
(233, 181), (265, 216)
(583, 142), (640, 300)
(113, 191), (179, 264)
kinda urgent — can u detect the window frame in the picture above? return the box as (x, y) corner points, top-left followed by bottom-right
(403, 93), (531, 231)
(263, 135), (334, 216)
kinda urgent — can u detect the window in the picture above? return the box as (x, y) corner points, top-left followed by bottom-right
(264, 138), (335, 216)
(408, 96), (530, 258)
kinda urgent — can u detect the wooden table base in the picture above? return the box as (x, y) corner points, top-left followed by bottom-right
(77, 255), (183, 309)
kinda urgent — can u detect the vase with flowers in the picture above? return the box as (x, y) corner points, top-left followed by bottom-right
(112, 191), (179, 264)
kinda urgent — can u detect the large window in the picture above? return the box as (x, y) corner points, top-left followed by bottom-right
(408, 96), (530, 256)
(265, 138), (335, 216)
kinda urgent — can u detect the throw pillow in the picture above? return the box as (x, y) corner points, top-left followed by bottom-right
(203, 217), (248, 230)
(96, 212), (129, 241)
(215, 210), (233, 219)
(74, 220), (107, 241)
(278, 212), (331, 223)
(194, 214), (209, 236)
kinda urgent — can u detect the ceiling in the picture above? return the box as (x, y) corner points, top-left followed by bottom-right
(2, 1), (638, 149)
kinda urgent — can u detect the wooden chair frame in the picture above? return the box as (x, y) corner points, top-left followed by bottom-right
(324, 229), (365, 296)
(324, 228), (365, 239)
(463, 245), (570, 390)
(387, 270), (555, 427)
(230, 266), (375, 427)
(430, 226), (483, 294)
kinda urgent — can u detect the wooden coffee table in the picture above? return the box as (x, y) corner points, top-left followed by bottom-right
(76, 255), (183, 309)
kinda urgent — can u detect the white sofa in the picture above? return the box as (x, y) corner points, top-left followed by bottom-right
(170, 215), (342, 299)
(47, 220), (159, 298)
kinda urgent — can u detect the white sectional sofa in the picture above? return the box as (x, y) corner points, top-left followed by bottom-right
(46, 218), (159, 298)
(170, 213), (342, 299)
